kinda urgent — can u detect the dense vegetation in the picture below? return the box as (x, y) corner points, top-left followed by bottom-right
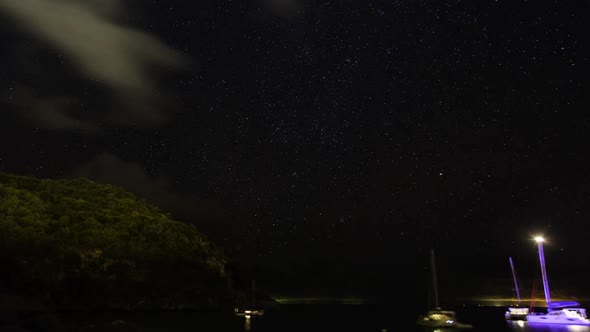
(0, 173), (231, 310)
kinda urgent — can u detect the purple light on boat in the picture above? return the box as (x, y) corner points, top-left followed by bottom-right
(509, 257), (521, 304)
(535, 236), (552, 307)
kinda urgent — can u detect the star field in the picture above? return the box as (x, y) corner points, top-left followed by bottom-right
(0, 0), (587, 293)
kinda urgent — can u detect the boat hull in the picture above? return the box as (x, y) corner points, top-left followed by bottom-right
(417, 311), (472, 329)
(527, 314), (590, 325)
(416, 320), (473, 329)
(505, 314), (527, 321)
(505, 307), (529, 321)
(234, 309), (264, 317)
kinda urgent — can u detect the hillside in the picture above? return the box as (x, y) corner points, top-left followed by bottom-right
(0, 173), (231, 311)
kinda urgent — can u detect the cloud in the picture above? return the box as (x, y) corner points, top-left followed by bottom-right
(72, 153), (225, 223)
(0, 0), (187, 128)
(8, 85), (100, 133)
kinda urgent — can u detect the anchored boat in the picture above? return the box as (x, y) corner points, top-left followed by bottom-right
(234, 280), (265, 317)
(526, 236), (590, 326)
(416, 250), (473, 329)
(505, 257), (529, 320)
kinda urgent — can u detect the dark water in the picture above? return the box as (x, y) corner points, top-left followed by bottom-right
(59, 305), (590, 332)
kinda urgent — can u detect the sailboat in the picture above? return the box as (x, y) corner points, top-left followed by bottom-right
(234, 280), (265, 317)
(526, 236), (590, 325)
(505, 257), (529, 320)
(416, 250), (472, 329)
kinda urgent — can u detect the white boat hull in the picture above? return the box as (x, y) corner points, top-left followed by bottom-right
(505, 314), (527, 321)
(527, 316), (590, 325)
(528, 309), (590, 326)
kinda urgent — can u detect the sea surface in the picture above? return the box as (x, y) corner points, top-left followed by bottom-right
(59, 305), (590, 332)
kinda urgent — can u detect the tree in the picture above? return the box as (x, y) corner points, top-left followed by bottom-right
(0, 173), (232, 309)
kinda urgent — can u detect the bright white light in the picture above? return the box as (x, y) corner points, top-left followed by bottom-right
(534, 236), (545, 243)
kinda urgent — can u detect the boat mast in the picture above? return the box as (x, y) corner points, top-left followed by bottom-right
(534, 236), (551, 307)
(530, 279), (536, 311)
(251, 280), (257, 308)
(430, 249), (440, 309)
(509, 257), (522, 304)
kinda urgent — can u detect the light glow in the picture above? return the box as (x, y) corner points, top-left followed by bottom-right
(534, 236), (545, 243)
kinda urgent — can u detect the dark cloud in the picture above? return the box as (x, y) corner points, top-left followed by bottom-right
(72, 153), (226, 223)
(0, 0), (187, 130)
(8, 85), (100, 133)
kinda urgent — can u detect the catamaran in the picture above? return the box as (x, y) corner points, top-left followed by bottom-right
(526, 236), (590, 325)
(416, 250), (473, 329)
(505, 257), (529, 320)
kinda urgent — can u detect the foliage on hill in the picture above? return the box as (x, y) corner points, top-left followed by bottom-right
(0, 173), (231, 310)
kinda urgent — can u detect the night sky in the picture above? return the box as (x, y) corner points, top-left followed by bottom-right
(0, 0), (587, 298)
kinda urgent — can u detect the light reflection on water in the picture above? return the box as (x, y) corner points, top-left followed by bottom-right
(236, 312), (590, 332)
(71, 306), (590, 332)
(244, 315), (251, 331)
(507, 321), (590, 332)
